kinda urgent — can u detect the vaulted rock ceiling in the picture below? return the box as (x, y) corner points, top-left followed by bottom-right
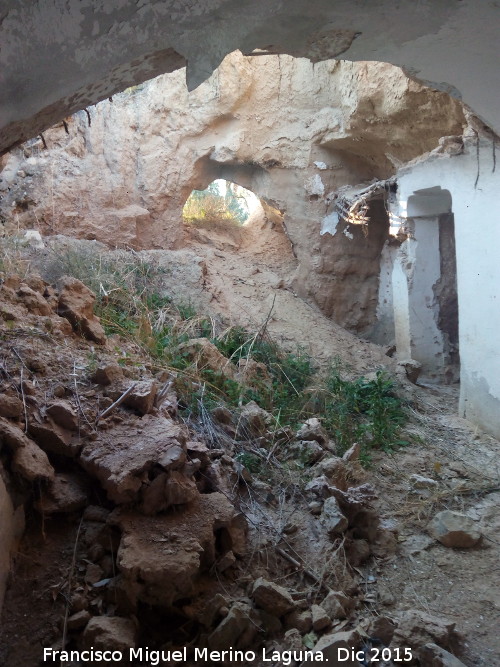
(1, 0), (499, 154)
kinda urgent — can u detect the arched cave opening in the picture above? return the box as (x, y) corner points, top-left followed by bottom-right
(182, 179), (261, 228)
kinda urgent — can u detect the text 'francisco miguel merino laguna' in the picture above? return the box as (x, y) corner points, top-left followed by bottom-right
(43, 646), (328, 665)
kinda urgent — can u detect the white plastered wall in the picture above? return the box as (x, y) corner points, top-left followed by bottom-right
(393, 141), (500, 436)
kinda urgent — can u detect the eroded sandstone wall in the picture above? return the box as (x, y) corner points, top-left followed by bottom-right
(0, 52), (466, 333)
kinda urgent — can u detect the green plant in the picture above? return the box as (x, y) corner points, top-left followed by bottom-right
(322, 367), (407, 455)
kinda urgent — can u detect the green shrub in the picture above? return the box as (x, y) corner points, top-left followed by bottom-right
(323, 367), (407, 457)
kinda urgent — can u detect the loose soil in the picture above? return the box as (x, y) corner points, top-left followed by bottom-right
(0, 219), (499, 666)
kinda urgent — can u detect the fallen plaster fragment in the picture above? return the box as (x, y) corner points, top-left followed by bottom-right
(320, 211), (339, 236)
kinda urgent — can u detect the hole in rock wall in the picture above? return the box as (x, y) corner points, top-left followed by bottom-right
(182, 179), (261, 228)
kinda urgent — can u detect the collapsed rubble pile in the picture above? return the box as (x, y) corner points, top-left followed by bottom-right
(0, 272), (469, 666)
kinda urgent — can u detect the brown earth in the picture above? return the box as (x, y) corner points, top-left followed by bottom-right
(0, 226), (498, 667)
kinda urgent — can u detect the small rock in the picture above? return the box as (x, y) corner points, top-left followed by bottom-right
(283, 627), (303, 651)
(251, 577), (295, 617)
(157, 443), (186, 470)
(17, 285), (52, 316)
(304, 629), (362, 665)
(258, 610), (282, 635)
(0, 394), (23, 420)
(216, 550), (236, 572)
(211, 405), (234, 425)
(305, 475), (334, 499)
(284, 609), (312, 633)
(85, 563), (104, 585)
(29, 419), (79, 457)
(67, 610), (91, 631)
(316, 457), (348, 490)
(0, 419), (57, 481)
(46, 400), (78, 431)
(342, 442), (361, 462)
(178, 338), (236, 379)
(308, 501), (323, 515)
(35, 473), (88, 514)
(397, 359), (422, 384)
(410, 474), (439, 489)
(27, 357), (47, 374)
(70, 593), (89, 612)
(238, 401), (271, 438)
(321, 591), (349, 620)
(391, 609), (458, 652)
(208, 601), (258, 650)
(419, 643), (467, 666)
(57, 276), (106, 344)
(346, 538), (371, 566)
(311, 604), (332, 631)
(82, 616), (137, 652)
(320, 496), (349, 537)
(296, 417), (329, 446)
(287, 440), (324, 464)
(366, 615), (396, 645)
(125, 380), (158, 416)
(427, 510), (481, 548)
(91, 364), (124, 386)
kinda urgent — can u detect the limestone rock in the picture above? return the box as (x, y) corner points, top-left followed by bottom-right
(29, 419), (79, 458)
(391, 609), (458, 652)
(320, 496), (349, 537)
(311, 604), (332, 631)
(114, 493), (245, 607)
(91, 363), (124, 386)
(57, 276), (106, 344)
(238, 401), (271, 438)
(321, 591), (349, 620)
(316, 457), (348, 490)
(397, 359), (422, 384)
(284, 609), (312, 633)
(365, 615), (396, 645)
(209, 601), (258, 651)
(251, 578), (295, 617)
(82, 616), (137, 652)
(17, 285), (52, 316)
(141, 470), (198, 515)
(12, 437), (55, 482)
(410, 474), (439, 490)
(342, 442), (361, 462)
(301, 629), (362, 666)
(287, 440), (324, 465)
(35, 472), (88, 514)
(296, 418), (329, 447)
(236, 358), (272, 390)
(0, 417), (30, 451)
(46, 400), (78, 431)
(346, 538), (371, 566)
(427, 510), (481, 548)
(419, 643), (467, 666)
(0, 418), (54, 481)
(178, 338), (236, 378)
(0, 393), (23, 420)
(105, 380), (158, 416)
(79, 415), (188, 504)
(124, 381), (158, 416)
(67, 610), (91, 631)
